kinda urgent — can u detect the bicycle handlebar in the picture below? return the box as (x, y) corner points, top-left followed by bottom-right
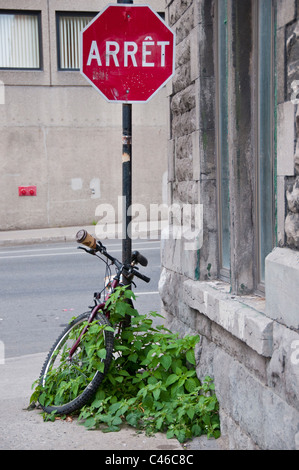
(131, 269), (150, 283)
(75, 229), (150, 283)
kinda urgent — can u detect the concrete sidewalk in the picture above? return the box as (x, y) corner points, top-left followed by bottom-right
(0, 352), (184, 450)
(0, 352), (224, 451)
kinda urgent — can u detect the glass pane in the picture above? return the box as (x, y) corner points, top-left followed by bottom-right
(258, 0), (274, 281)
(58, 15), (93, 69)
(218, 0), (230, 270)
(0, 13), (40, 68)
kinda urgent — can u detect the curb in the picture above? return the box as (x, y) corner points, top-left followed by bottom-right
(0, 226), (96, 247)
(0, 221), (165, 247)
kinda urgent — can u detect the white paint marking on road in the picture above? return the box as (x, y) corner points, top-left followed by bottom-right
(0, 251), (84, 259)
(136, 291), (159, 296)
(0, 246), (160, 260)
(0, 241), (160, 258)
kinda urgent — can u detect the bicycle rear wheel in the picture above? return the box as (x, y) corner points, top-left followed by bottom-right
(39, 311), (114, 415)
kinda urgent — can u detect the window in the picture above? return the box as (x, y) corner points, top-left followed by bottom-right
(0, 11), (41, 69)
(256, 0), (275, 284)
(216, 0), (275, 292)
(216, 0), (230, 278)
(56, 13), (95, 70)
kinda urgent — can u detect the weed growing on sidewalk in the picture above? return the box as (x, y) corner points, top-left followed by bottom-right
(30, 287), (220, 443)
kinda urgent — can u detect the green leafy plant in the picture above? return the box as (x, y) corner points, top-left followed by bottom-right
(30, 286), (220, 443)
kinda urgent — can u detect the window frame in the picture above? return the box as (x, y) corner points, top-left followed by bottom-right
(56, 11), (95, 72)
(215, 0), (276, 294)
(0, 9), (42, 71)
(215, 0), (231, 283)
(253, 0), (276, 292)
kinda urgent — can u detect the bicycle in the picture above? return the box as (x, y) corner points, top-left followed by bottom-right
(38, 229), (150, 416)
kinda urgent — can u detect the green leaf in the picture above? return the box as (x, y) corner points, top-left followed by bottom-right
(95, 389), (105, 401)
(126, 412), (140, 427)
(118, 404), (129, 416)
(175, 429), (186, 443)
(124, 289), (136, 300)
(186, 349), (196, 365)
(166, 429), (175, 439)
(118, 370), (131, 377)
(38, 392), (46, 406)
(187, 407), (195, 420)
(103, 425), (120, 433)
(128, 352), (138, 363)
(161, 355), (172, 371)
(112, 416), (123, 426)
(96, 362), (105, 373)
(153, 370), (162, 380)
(91, 399), (104, 409)
(148, 376), (158, 385)
(156, 416), (163, 430)
(97, 348), (107, 360)
(134, 339), (143, 350)
(121, 330), (135, 342)
(143, 394), (153, 409)
(109, 402), (121, 414)
(191, 424), (202, 436)
(115, 376), (124, 383)
(165, 374), (178, 387)
(84, 417), (96, 429)
(104, 325), (115, 333)
(185, 378), (197, 393)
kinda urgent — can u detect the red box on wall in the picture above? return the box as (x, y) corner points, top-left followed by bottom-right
(18, 186), (37, 196)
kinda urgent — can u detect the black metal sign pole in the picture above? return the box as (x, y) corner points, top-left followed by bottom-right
(122, 103), (132, 275)
(117, 0), (133, 290)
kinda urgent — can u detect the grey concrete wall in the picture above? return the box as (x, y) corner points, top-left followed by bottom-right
(0, 0), (168, 230)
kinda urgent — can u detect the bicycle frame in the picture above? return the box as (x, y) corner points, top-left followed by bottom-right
(68, 230), (150, 361)
(37, 230), (151, 417)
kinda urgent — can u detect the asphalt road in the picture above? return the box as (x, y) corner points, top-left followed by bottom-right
(0, 239), (162, 359)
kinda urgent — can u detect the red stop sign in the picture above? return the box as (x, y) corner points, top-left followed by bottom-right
(80, 5), (175, 103)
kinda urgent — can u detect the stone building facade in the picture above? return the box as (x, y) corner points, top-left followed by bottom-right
(159, 0), (299, 449)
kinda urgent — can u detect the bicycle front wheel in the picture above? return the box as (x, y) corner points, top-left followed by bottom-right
(39, 311), (114, 415)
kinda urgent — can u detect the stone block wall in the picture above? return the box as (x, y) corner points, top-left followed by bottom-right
(278, 0), (299, 249)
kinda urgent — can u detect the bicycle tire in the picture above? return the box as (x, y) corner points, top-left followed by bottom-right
(38, 311), (114, 415)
